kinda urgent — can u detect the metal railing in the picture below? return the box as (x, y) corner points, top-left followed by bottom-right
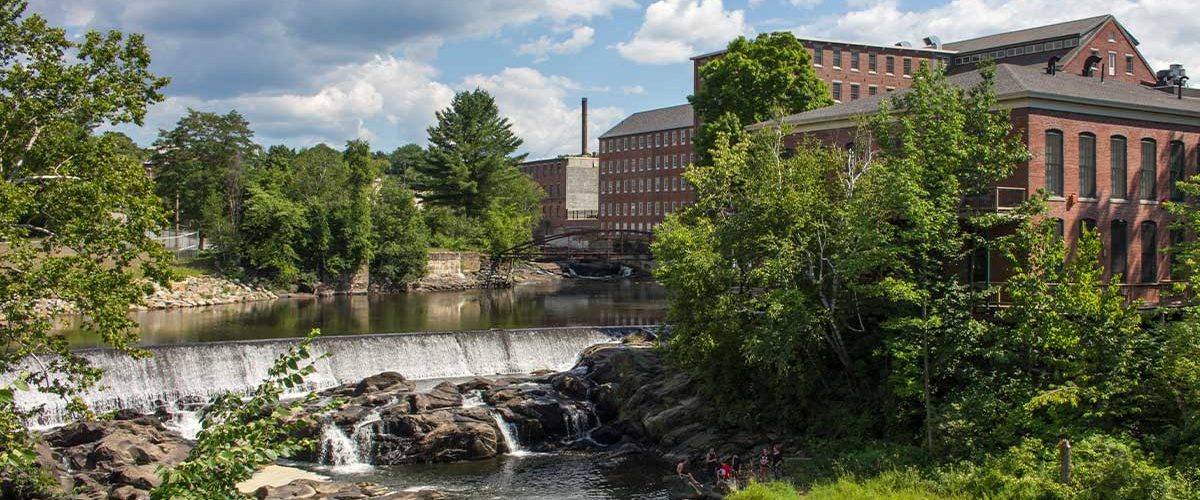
(963, 186), (1027, 212)
(567, 210), (599, 220)
(148, 229), (200, 252)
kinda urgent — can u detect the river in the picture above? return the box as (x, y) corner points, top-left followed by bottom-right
(61, 278), (667, 348)
(43, 279), (675, 498)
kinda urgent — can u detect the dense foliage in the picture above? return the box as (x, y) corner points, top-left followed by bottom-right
(151, 114), (429, 289)
(152, 329), (329, 498)
(656, 63), (1200, 497)
(0, 0), (170, 491)
(688, 32), (833, 161)
(412, 89), (543, 252)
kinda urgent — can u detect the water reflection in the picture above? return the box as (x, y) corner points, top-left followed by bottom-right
(314, 452), (670, 499)
(61, 279), (668, 348)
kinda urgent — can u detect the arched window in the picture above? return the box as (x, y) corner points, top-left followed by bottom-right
(1110, 219), (1128, 281)
(1110, 136), (1127, 199)
(1169, 141), (1186, 201)
(1140, 139), (1157, 200)
(1079, 133), (1096, 198)
(1170, 228), (1184, 280)
(1141, 221), (1158, 283)
(1045, 130), (1064, 195)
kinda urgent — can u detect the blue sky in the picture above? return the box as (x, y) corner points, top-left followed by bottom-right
(28, 0), (1198, 159)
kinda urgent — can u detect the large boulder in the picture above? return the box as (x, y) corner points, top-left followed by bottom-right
(42, 416), (191, 499)
(372, 406), (504, 464)
(253, 478), (445, 499)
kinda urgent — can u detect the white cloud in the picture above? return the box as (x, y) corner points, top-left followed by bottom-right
(615, 0), (751, 64)
(518, 26), (596, 62)
(792, 0), (1199, 77)
(622, 85), (647, 95)
(789, 0), (823, 8)
(461, 67), (624, 157)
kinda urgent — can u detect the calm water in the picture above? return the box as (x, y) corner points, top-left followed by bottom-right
(63, 279), (667, 348)
(312, 453), (671, 500)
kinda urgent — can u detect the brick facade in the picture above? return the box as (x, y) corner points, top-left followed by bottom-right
(519, 156), (599, 233)
(597, 126), (697, 232)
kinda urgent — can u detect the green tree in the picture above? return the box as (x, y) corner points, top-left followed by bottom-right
(869, 62), (1030, 450)
(0, 0), (169, 490)
(371, 177), (428, 289)
(414, 89), (528, 217)
(239, 184), (306, 284)
(689, 31), (832, 161)
(150, 109), (259, 260)
(386, 143), (425, 183)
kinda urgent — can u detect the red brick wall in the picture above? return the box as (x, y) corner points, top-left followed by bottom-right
(693, 44), (948, 104)
(1061, 19), (1157, 85)
(1024, 109), (1199, 291)
(597, 128), (697, 232)
(520, 158), (568, 229)
(786, 106), (1198, 304)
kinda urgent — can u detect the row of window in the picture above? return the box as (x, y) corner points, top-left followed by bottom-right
(831, 82), (894, 102)
(600, 128), (693, 153)
(602, 175), (691, 194)
(522, 164), (561, 177)
(1052, 218), (1171, 284)
(1044, 131), (1189, 201)
(602, 153), (695, 174)
(602, 221), (662, 232)
(813, 46), (923, 77)
(601, 200), (687, 218)
(954, 37), (1079, 65)
(1088, 49), (1136, 75)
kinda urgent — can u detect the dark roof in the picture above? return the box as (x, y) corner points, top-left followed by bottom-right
(599, 104), (694, 139)
(690, 36), (953, 61)
(944, 15), (1111, 53)
(771, 63), (1200, 129)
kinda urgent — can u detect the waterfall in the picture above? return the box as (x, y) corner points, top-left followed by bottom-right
(14, 326), (642, 427)
(491, 411), (530, 457)
(318, 422), (371, 473)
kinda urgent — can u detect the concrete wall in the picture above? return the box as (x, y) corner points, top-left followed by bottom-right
(565, 156), (599, 214)
(426, 251), (481, 278)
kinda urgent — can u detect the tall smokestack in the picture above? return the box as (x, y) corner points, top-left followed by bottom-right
(581, 97), (588, 156)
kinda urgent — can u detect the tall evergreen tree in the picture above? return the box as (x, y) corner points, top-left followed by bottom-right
(414, 89), (527, 217)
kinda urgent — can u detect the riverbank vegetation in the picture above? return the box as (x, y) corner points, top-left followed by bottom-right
(657, 63), (1200, 498)
(149, 87), (541, 289)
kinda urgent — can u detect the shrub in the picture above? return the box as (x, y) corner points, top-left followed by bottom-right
(727, 481), (801, 500)
(803, 470), (958, 500)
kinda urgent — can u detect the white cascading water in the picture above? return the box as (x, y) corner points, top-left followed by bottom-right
(318, 423), (364, 469)
(492, 411), (530, 457)
(13, 326), (634, 427)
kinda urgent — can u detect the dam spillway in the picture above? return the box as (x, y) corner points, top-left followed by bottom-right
(18, 326), (652, 427)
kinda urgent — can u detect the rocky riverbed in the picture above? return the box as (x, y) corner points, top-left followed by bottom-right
(23, 338), (778, 499)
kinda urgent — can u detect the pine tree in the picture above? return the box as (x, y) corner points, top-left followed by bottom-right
(414, 89), (527, 217)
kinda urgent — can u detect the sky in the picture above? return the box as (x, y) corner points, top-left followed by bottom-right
(27, 0), (1200, 159)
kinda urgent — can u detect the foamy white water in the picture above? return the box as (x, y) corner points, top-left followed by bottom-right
(14, 326), (640, 427)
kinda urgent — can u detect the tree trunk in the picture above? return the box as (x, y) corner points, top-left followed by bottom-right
(923, 304), (933, 452)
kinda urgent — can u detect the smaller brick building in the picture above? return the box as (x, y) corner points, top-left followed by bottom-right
(773, 63), (1200, 305)
(518, 155), (600, 234)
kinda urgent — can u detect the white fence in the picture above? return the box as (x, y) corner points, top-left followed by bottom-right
(149, 229), (200, 252)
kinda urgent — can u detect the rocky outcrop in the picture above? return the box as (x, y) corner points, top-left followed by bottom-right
(139, 275), (278, 310)
(253, 479), (445, 499)
(42, 414), (191, 499)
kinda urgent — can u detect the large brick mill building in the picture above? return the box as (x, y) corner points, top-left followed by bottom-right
(774, 62), (1198, 303)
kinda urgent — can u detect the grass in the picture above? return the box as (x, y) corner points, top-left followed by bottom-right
(802, 471), (961, 500)
(726, 481), (802, 500)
